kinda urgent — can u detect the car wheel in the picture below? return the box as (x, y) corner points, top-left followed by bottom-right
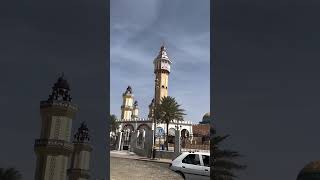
(176, 171), (185, 179)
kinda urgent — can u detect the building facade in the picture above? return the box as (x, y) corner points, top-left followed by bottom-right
(115, 45), (193, 150)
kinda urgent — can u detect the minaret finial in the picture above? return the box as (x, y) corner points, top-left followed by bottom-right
(161, 41), (165, 50)
(125, 86), (132, 94)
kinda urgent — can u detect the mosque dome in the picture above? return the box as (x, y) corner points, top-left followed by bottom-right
(200, 112), (210, 124)
(297, 161), (320, 180)
(203, 112), (210, 119)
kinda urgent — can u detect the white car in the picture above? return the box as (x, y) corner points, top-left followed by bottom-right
(169, 152), (210, 180)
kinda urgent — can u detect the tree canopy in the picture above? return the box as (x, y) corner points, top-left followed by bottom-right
(211, 125), (246, 180)
(0, 168), (22, 180)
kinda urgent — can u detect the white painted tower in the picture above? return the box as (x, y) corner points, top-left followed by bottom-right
(120, 86), (134, 120)
(131, 100), (139, 120)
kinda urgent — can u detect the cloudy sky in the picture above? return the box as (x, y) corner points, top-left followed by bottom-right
(214, 0), (320, 179)
(110, 0), (210, 123)
(0, 0), (108, 179)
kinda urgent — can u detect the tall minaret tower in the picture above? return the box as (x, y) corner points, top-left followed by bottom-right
(67, 122), (93, 180)
(34, 75), (78, 180)
(121, 86), (134, 120)
(153, 45), (172, 105)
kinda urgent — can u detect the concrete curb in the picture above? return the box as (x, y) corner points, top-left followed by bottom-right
(110, 153), (171, 165)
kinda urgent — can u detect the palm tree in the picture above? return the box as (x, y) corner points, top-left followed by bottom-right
(155, 96), (186, 151)
(110, 114), (119, 150)
(0, 167), (22, 180)
(110, 114), (119, 134)
(210, 124), (246, 180)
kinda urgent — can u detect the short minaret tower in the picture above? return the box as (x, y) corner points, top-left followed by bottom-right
(148, 98), (155, 118)
(121, 86), (134, 120)
(153, 45), (172, 105)
(67, 122), (93, 180)
(34, 75), (78, 180)
(131, 100), (139, 120)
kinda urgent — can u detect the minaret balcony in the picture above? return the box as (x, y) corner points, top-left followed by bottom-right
(73, 142), (93, 152)
(154, 69), (170, 74)
(40, 100), (78, 118)
(121, 105), (133, 110)
(40, 100), (78, 111)
(67, 169), (90, 179)
(122, 93), (134, 98)
(34, 139), (74, 155)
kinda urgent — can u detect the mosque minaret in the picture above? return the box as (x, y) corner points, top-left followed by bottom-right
(34, 75), (92, 180)
(67, 122), (92, 180)
(34, 76), (77, 180)
(153, 45), (172, 105)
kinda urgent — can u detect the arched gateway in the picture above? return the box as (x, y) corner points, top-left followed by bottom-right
(116, 118), (193, 152)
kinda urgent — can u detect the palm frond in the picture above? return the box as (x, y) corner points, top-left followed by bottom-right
(214, 160), (247, 170)
(211, 127), (246, 180)
(110, 114), (119, 133)
(212, 168), (237, 178)
(213, 149), (243, 159)
(0, 167), (22, 180)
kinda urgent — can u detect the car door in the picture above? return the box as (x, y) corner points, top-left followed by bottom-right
(180, 154), (206, 180)
(200, 155), (210, 179)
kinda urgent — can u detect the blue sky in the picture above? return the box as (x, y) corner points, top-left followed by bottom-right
(110, 0), (210, 123)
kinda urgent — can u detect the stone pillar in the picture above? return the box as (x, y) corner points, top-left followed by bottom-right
(130, 131), (138, 152)
(117, 132), (123, 151)
(174, 129), (181, 159)
(144, 130), (153, 158)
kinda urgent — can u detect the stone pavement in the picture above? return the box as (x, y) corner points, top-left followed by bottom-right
(110, 151), (183, 180)
(110, 150), (172, 164)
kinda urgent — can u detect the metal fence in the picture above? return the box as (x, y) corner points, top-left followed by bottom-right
(154, 133), (210, 152)
(181, 134), (210, 152)
(110, 131), (210, 152)
(110, 135), (118, 150)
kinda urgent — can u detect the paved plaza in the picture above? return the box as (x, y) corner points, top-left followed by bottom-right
(110, 157), (183, 180)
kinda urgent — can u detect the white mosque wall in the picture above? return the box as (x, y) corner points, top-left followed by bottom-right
(116, 118), (193, 135)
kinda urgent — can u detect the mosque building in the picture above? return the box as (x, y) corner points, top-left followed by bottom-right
(115, 45), (194, 150)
